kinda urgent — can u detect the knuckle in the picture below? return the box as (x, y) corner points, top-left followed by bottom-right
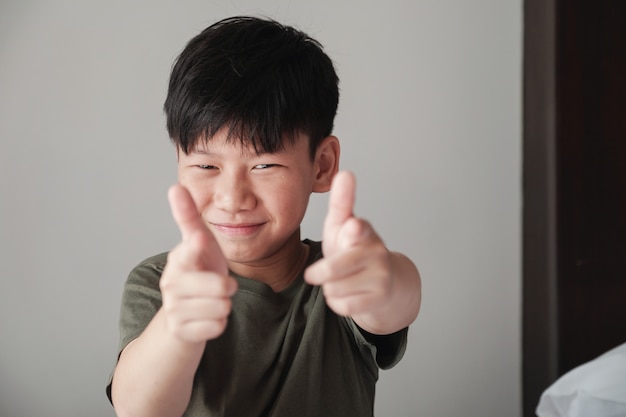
(214, 298), (232, 318)
(317, 260), (335, 279)
(159, 275), (174, 291)
(161, 298), (181, 319)
(159, 269), (183, 294)
(206, 318), (228, 338)
(166, 245), (184, 265)
(216, 277), (234, 295)
(321, 282), (336, 298)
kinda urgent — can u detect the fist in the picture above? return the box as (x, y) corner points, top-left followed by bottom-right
(159, 184), (238, 343)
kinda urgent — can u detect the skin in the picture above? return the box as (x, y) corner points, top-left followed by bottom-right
(111, 130), (422, 417)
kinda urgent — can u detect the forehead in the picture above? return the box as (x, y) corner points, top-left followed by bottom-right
(186, 129), (308, 156)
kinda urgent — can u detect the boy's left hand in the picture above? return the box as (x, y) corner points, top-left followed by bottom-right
(304, 171), (393, 318)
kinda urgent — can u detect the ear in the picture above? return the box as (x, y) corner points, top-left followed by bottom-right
(312, 136), (340, 193)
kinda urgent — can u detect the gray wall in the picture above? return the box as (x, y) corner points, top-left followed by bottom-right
(0, 1), (521, 416)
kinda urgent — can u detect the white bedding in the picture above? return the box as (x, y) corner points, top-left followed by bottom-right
(536, 342), (626, 417)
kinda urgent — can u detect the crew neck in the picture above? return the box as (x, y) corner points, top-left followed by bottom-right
(229, 240), (321, 301)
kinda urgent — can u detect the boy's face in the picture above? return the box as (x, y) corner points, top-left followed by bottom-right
(177, 129), (338, 269)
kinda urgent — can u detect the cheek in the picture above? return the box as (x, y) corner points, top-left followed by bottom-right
(271, 182), (312, 221)
(177, 165), (188, 183)
(179, 176), (212, 209)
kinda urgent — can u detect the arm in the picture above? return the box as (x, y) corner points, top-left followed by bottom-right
(111, 185), (236, 417)
(111, 310), (206, 417)
(351, 251), (421, 335)
(305, 236), (422, 335)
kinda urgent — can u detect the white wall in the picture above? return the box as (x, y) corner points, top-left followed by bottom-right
(0, 1), (521, 416)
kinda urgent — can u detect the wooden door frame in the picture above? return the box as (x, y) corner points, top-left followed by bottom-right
(522, 0), (559, 415)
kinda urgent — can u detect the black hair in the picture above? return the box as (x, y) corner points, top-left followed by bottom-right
(164, 16), (339, 158)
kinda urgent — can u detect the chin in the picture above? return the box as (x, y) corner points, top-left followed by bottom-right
(220, 243), (265, 264)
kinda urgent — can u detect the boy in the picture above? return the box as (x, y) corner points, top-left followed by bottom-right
(107, 16), (421, 417)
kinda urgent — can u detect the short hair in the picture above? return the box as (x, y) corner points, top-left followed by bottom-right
(164, 16), (339, 158)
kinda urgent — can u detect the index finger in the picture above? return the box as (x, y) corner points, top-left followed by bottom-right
(168, 184), (206, 241)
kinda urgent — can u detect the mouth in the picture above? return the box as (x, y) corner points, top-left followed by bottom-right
(209, 222), (266, 237)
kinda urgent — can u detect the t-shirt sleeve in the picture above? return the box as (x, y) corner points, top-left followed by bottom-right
(116, 253), (167, 351)
(106, 252), (167, 403)
(344, 317), (409, 370)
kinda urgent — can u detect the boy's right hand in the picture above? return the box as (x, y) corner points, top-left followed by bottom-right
(159, 184), (237, 344)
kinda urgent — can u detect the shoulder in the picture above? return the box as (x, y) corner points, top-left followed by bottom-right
(126, 252), (169, 283)
(135, 252), (169, 270)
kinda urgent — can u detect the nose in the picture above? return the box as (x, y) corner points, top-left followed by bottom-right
(212, 170), (256, 213)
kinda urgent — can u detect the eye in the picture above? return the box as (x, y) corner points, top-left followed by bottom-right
(197, 165), (217, 170)
(254, 164), (278, 170)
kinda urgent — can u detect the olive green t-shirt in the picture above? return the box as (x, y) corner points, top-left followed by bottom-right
(107, 240), (408, 417)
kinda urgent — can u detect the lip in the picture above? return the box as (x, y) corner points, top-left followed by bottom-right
(209, 222), (266, 237)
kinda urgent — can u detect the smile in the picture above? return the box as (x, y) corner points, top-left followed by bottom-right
(210, 222), (266, 237)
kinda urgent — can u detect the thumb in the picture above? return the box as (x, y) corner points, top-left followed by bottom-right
(168, 184), (207, 242)
(338, 217), (370, 246)
(323, 171), (356, 245)
(168, 184), (228, 275)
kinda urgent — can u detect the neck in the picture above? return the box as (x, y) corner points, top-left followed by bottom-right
(228, 232), (310, 292)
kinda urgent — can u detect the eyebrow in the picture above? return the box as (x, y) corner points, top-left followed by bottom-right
(189, 148), (211, 155)
(187, 148), (273, 159)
